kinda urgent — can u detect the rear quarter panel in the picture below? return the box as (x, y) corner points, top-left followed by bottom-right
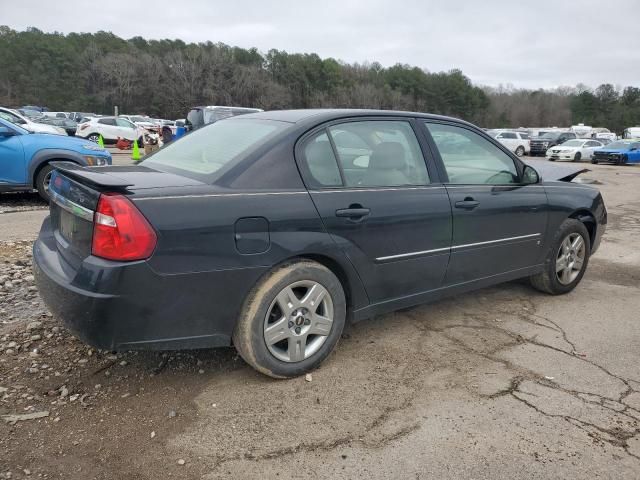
(131, 190), (370, 322)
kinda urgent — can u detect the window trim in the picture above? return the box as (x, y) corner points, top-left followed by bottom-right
(421, 120), (526, 186)
(294, 116), (441, 191)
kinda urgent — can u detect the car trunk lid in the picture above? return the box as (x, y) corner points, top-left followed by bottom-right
(47, 162), (205, 269)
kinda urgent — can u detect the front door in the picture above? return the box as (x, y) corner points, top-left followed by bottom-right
(0, 129), (26, 185)
(297, 118), (452, 304)
(423, 121), (548, 285)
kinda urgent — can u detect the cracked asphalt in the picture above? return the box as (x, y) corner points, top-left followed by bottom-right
(1, 162), (639, 479)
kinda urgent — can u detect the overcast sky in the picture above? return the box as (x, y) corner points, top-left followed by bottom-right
(3, 0), (639, 89)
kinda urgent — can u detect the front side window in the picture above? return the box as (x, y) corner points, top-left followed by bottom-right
(426, 123), (519, 185)
(98, 118), (116, 126)
(116, 118), (135, 129)
(326, 120), (429, 187)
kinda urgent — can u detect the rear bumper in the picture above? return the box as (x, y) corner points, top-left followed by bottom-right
(33, 217), (265, 351)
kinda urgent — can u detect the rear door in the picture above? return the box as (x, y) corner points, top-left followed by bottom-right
(297, 118), (452, 304)
(423, 121), (548, 285)
(497, 132), (518, 152)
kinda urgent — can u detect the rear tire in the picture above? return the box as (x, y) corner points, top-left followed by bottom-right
(35, 164), (54, 202)
(619, 154), (628, 165)
(573, 152), (581, 162)
(591, 159), (598, 164)
(529, 219), (590, 295)
(233, 260), (346, 378)
(87, 133), (100, 143)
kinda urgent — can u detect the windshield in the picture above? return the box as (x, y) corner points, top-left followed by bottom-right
(562, 140), (583, 147)
(0, 110), (27, 125)
(144, 119), (287, 180)
(0, 117), (29, 134)
(604, 141), (633, 150)
(540, 132), (561, 139)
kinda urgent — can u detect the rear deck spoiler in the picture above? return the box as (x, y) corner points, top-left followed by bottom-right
(51, 161), (134, 189)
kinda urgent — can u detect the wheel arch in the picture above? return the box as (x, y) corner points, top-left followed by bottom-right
(569, 209), (596, 246)
(253, 252), (369, 319)
(30, 150), (84, 186)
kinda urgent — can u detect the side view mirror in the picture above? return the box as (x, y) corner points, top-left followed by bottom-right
(0, 126), (16, 137)
(522, 165), (540, 184)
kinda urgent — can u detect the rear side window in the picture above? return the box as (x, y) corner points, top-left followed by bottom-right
(426, 123), (519, 185)
(303, 133), (342, 187)
(144, 119), (286, 178)
(328, 121), (429, 187)
(500, 132), (517, 139)
(519, 133), (530, 139)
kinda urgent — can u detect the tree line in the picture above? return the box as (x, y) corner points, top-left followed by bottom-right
(1, 27), (639, 133)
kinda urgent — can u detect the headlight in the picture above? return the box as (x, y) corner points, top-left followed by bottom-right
(542, 142), (549, 147)
(83, 155), (109, 166)
(83, 143), (106, 152)
(54, 126), (67, 135)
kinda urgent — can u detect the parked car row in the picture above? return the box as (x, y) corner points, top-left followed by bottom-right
(0, 116), (111, 201)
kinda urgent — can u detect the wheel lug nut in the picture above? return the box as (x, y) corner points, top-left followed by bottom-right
(295, 327), (301, 334)
(304, 318), (311, 325)
(288, 321), (294, 328)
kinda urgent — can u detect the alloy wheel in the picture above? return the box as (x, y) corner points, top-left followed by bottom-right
(263, 280), (334, 362)
(555, 233), (586, 285)
(42, 170), (52, 196)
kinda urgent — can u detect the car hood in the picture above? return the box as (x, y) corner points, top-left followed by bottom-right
(523, 159), (588, 182)
(23, 133), (110, 155)
(549, 145), (579, 151)
(595, 148), (630, 154)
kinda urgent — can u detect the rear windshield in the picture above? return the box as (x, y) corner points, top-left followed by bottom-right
(144, 118), (287, 181)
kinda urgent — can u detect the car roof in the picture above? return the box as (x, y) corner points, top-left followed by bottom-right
(236, 108), (471, 127)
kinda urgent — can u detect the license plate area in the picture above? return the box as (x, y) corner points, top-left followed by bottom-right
(59, 208), (78, 243)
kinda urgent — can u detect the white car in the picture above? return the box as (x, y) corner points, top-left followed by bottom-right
(545, 139), (604, 162)
(76, 116), (146, 144)
(119, 115), (158, 130)
(0, 107), (67, 135)
(487, 130), (530, 156)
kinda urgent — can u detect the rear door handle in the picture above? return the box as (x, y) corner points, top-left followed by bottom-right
(335, 207), (370, 219)
(454, 198), (480, 210)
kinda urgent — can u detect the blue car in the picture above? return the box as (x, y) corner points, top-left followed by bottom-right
(0, 117), (111, 201)
(591, 140), (640, 165)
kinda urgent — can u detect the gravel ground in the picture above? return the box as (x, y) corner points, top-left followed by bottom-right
(0, 162), (639, 479)
(0, 192), (47, 214)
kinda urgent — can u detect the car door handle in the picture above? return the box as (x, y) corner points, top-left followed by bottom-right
(454, 198), (480, 210)
(335, 206), (370, 219)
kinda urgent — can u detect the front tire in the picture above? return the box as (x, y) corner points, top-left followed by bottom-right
(573, 152), (581, 162)
(515, 146), (525, 157)
(87, 133), (100, 143)
(35, 164), (54, 202)
(530, 219), (590, 295)
(233, 260), (346, 378)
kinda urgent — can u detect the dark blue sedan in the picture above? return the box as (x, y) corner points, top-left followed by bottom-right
(33, 110), (607, 378)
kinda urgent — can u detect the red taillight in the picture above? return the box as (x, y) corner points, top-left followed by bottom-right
(92, 193), (157, 261)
